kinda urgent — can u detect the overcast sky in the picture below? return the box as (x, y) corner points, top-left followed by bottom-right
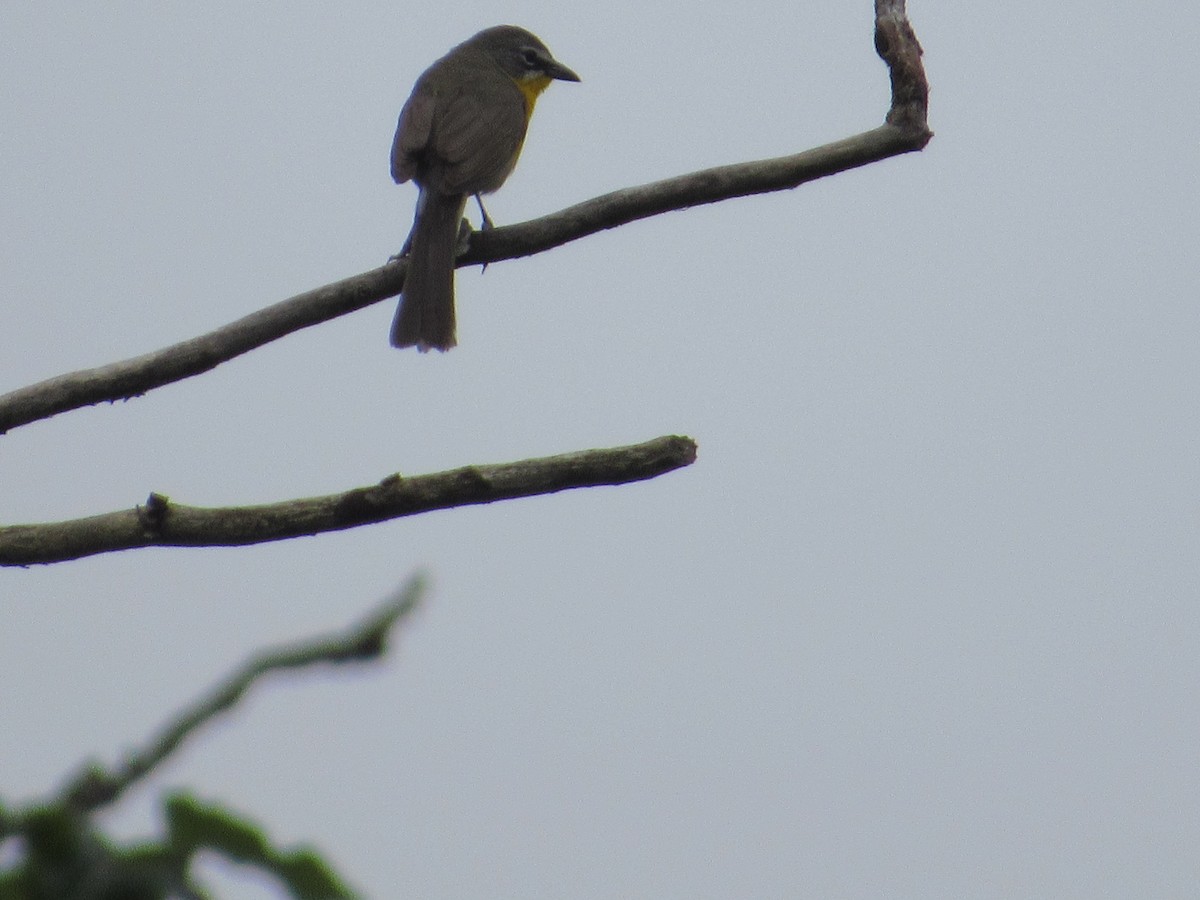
(2, 2), (1198, 897)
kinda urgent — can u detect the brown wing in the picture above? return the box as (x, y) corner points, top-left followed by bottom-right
(390, 83), (436, 185)
(428, 69), (529, 196)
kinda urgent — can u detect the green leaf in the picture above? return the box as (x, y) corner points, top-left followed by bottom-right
(163, 793), (357, 899)
(165, 793), (268, 863)
(270, 849), (357, 900)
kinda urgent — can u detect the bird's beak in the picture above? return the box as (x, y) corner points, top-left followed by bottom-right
(545, 59), (581, 83)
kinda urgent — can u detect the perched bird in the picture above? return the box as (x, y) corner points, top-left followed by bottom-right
(389, 25), (580, 351)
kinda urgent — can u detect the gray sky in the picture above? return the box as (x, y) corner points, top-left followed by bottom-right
(2, 2), (1198, 897)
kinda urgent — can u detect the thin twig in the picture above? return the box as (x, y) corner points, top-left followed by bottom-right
(60, 576), (425, 812)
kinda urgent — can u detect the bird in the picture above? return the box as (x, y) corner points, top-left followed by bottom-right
(389, 25), (580, 351)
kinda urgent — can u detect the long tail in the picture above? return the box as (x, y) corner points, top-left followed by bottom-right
(391, 189), (467, 351)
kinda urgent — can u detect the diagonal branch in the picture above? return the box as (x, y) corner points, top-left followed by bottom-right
(0, 434), (697, 565)
(0, 266), (403, 435)
(464, 126), (927, 267)
(0, 2), (929, 436)
(59, 576), (424, 813)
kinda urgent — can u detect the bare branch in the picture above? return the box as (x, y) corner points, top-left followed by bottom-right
(60, 576), (425, 812)
(0, 435), (697, 565)
(0, 266), (404, 436)
(875, 0), (930, 134)
(0, 4), (929, 435)
(465, 128), (928, 268)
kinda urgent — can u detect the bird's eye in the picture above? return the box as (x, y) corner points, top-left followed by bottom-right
(521, 47), (542, 68)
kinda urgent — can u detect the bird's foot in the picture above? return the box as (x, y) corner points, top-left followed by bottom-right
(474, 194), (495, 231)
(388, 234), (414, 263)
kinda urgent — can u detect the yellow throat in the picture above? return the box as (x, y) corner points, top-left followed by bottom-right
(517, 73), (554, 114)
